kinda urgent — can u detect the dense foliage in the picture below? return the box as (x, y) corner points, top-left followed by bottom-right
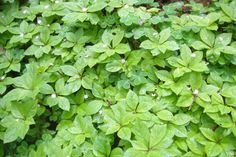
(0, 0), (236, 156)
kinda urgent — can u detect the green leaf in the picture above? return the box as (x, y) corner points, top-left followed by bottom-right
(222, 46), (236, 54)
(58, 96), (70, 111)
(112, 29), (124, 47)
(186, 137), (204, 155)
(126, 90), (139, 110)
(79, 100), (105, 115)
(156, 70), (173, 82)
(88, 1), (107, 12)
(124, 149), (146, 157)
(11, 99), (37, 119)
(205, 142), (222, 157)
(48, 35), (63, 46)
(176, 94), (193, 107)
(172, 113), (192, 125)
(3, 88), (34, 101)
(93, 136), (111, 156)
(102, 30), (113, 45)
(1, 0), (236, 154)
(62, 13), (87, 23)
(92, 83), (104, 98)
(55, 78), (66, 94)
(163, 41), (179, 51)
(1, 115), (34, 143)
(200, 128), (216, 142)
(106, 60), (122, 72)
(159, 28), (171, 44)
(140, 40), (157, 49)
(200, 29), (215, 47)
(40, 28), (50, 44)
(150, 124), (167, 147)
(221, 3), (235, 20)
(180, 44), (192, 64)
(189, 72), (202, 89)
(150, 48), (161, 56)
(136, 96), (155, 112)
(118, 127), (131, 140)
(19, 20), (28, 33)
(157, 110), (173, 121)
(110, 148), (124, 157)
(172, 125), (188, 137)
(60, 65), (77, 76)
(173, 67), (190, 78)
(189, 62), (208, 72)
(221, 86), (236, 98)
(175, 139), (188, 151)
(192, 41), (210, 50)
(115, 44), (130, 54)
(215, 33), (232, 46)
(40, 84), (54, 94)
(9, 35), (23, 44)
(67, 80), (82, 93)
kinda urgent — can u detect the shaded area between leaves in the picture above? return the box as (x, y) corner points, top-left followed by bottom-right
(156, 0), (212, 6)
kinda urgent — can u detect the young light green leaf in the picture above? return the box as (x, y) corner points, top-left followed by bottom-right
(200, 29), (215, 47)
(140, 40), (157, 49)
(172, 113), (192, 125)
(200, 128), (216, 142)
(118, 127), (131, 140)
(79, 100), (105, 115)
(159, 28), (171, 44)
(176, 94), (193, 107)
(205, 142), (222, 157)
(157, 110), (173, 121)
(150, 124), (167, 147)
(126, 90), (139, 109)
(60, 65), (77, 76)
(106, 60), (122, 72)
(180, 44), (192, 64)
(93, 136), (111, 156)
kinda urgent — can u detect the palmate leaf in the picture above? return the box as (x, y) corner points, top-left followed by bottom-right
(192, 29), (236, 61)
(140, 27), (179, 55)
(100, 104), (134, 134)
(1, 115), (34, 143)
(3, 63), (46, 102)
(10, 98), (37, 119)
(127, 122), (174, 157)
(221, 2), (236, 21)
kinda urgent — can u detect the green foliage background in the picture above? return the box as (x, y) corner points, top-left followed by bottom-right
(0, 0), (236, 156)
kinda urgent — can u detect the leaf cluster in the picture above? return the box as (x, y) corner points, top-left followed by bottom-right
(0, 0), (236, 157)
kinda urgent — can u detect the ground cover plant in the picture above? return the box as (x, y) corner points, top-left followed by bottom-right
(0, 0), (236, 156)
